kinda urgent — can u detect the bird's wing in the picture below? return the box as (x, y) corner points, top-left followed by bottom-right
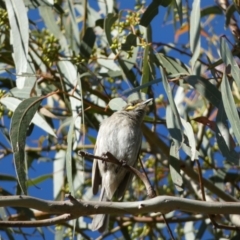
(115, 171), (134, 200)
(92, 144), (101, 195)
(115, 135), (142, 200)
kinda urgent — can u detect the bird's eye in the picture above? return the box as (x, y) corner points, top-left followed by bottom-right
(125, 104), (136, 111)
(125, 100), (142, 111)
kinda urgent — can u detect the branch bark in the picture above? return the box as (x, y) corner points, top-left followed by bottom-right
(1, 195), (240, 227)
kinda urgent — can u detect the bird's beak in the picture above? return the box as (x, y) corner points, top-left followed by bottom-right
(142, 98), (153, 106)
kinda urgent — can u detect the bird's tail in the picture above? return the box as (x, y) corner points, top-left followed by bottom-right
(92, 188), (109, 233)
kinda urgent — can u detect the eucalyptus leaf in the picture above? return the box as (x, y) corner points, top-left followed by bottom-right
(0, 97), (57, 137)
(10, 96), (43, 194)
(141, 45), (150, 93)
(220, 37), (240, 90)
(66, 116), (76, 197)
(109, 98), (127, 111)
(160, 66), (183, 142)
(128, 92), (147, 102)
(169, 141), (184, 192)
(221, 72), (240, 147)
(190, 0), (200, 69)
(5, 0), (29, 88)
(156, 53), (189, 76)
(185, 75), (222, 107)
(181, 117), (197, 161)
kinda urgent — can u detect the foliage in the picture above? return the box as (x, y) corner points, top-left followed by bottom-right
(1, 0), (240, 239)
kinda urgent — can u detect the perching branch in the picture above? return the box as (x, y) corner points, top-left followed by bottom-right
(1, 195), (240, 228)
(78, 151), (156, 198)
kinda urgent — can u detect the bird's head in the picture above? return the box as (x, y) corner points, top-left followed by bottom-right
(122, 98), (152, 121)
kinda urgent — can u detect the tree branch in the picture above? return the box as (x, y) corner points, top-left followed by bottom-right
(79, 151), (156, 198)
(1, 195), (240, 228)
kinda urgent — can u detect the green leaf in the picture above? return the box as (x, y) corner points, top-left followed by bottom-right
(190, 0), (200, 68)
(220, 37), (240, 90)
(109, 98), (127, 111)
(156, 53), (189, 77)
(0, 97), (57, 137)
(140, 0), (171, 27)
(127, 92), (147, 102)
(185, 75), (222, 107)
(10, 96), (43, 194)
(0, 174), (16, 181)
(181, 117), (197, 161)
(123, 77), (162, 95)
(98, 53), (121, 77)
(66, 116), (76, 197)
(160, 67), (183, 142)
(166, 106), (182, 142)
(216, 102), (238, 164)
(67, 0), (80, 49)
(141, 45), (150, 93)
(121, 33), (137, 51)
(39, 6), (69, 54)
(221, 72), (240, 146)
(208, 58), (223, 70)
(174, 0), (183, 25)
(80, 27), (96, 59)
(226, 4), (236, 26)
(53, 150), (66, 200)
(169, 141), (184, 192)
(104, 13), (118, 54)
(10, 87), (32, 99)
(105, 13), (137, 84)
(26, 174), (52, 187)
(166, 106), (184, 192)
(201, 5), (222, 18)
(5, 0), (29, 89)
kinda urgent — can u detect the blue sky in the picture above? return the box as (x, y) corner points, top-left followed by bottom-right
(0, 0), (236, 239)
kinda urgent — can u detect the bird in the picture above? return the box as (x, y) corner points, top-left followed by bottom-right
(91, 98), (152, 232)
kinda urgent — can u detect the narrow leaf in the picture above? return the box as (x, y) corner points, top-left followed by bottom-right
(27, 174), (52, 187)
(10, 96), (42, 194)
(175, 0), (183, 25)
(109, 98), (127, 111)
(160, 67), (183, 142)
(201, 5), (222, 18)
(220, 37), (240, 89)
(181, 118), (197, 161)
(66, 117), (76, 197)
(166, 106), (182, 142)
(122, 77), (162, 95)
(53, 150), (65, 199)
(39, 6), (69, 54)
(140, 0), (171, 27)
(169, 141), (184, 192)
(0, 97), (57, 137)
(221, 72), (240, 146)
(226, 4), (236, 26)
(190, 0), (200, 69)
(6, 0), (29, 88)
(156, 53), (189, 77)
(141, 45), (150, 93)
(186, 75), (222, 107)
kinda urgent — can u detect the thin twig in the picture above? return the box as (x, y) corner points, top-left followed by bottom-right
(79, 151), (156, 198)
(196, 160), (206, 201)
(0, 214), (74, 227)
(195, 159), (240, 231)
(161, 213), (175, 240)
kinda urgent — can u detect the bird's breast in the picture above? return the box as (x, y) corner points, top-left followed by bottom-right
(96, 118), (142, 164)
